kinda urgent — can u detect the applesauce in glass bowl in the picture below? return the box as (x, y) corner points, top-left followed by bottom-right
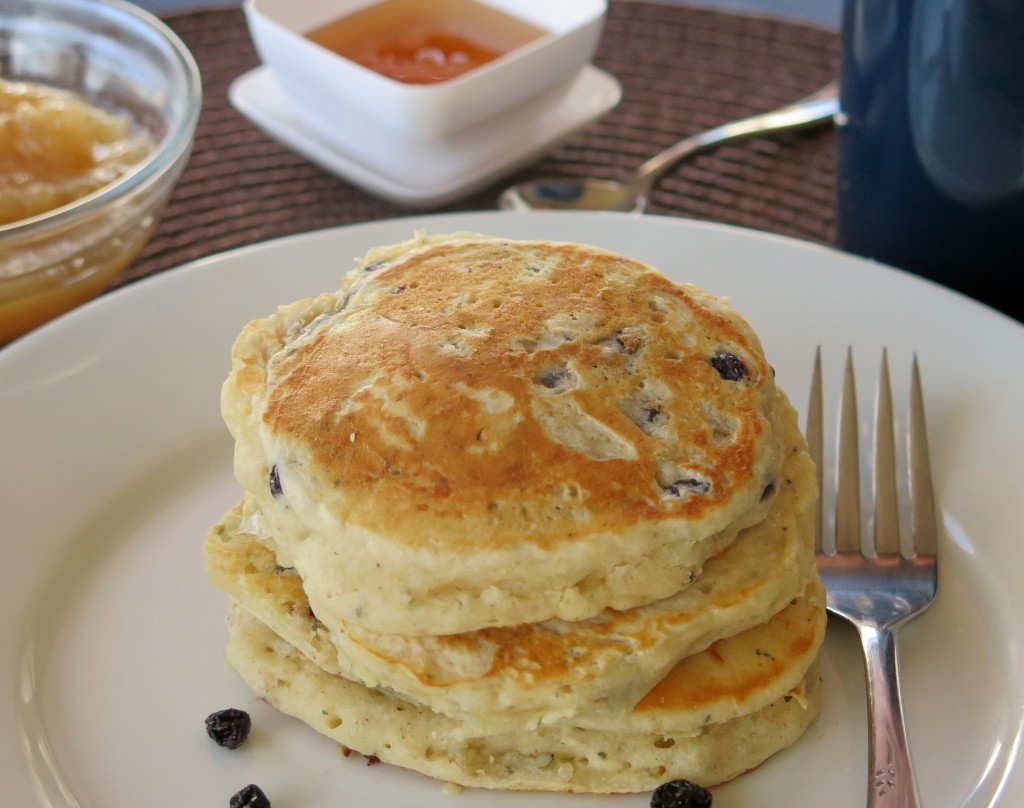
(0, 0), (201, 346)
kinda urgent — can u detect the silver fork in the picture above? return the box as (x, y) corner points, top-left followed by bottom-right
(807, 348), (939, 808)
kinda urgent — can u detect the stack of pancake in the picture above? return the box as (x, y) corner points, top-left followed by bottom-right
(204, 232), (825, 793)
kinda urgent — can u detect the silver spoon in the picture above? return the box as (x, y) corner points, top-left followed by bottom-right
(499, 81), (839, 213)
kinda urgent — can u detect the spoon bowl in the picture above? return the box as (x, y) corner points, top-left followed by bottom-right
(500, 82), (839, 213)
(505, 178), (638, 212)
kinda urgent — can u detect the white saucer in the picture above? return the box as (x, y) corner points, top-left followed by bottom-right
(228, 65), (622, 207)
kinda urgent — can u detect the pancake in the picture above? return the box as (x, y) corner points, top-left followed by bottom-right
(224, 602), (823, 793)
(205, 391), (815, 732)
(221, 231), (789, 635)
(581, 574), (824, 735)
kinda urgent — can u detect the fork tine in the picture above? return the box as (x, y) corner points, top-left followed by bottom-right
(909, 354), (939, 558)
(807, 346), (824, 554)
(873, 349), (900, 555)
(835, 348), (862, 553)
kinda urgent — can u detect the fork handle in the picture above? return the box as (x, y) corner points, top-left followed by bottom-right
(858, 624), (922, 808)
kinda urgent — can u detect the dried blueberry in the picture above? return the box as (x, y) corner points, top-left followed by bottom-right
(534, 366), (574, 390)
(644, 404), (665, 424)
(205, 708), (251, 750)
(230, 784), (270, 808)
(710, 352), (748, 381)
(650, 778), (713, 808)
(269, 465), (282, 497)
(663, 476), (711, 496)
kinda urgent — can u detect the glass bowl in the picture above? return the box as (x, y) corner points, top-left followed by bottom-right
(0, 0), (201, 345)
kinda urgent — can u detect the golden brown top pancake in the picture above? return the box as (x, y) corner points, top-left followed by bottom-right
(221, 232), (788, 634)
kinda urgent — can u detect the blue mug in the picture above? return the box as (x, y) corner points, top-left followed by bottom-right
(836, 0), (1024, 322)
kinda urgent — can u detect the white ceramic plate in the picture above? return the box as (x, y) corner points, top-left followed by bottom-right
(229, 66), (621, 207)
(2, 212), (1022, 808)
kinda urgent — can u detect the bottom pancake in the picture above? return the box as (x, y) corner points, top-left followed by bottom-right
(224, 602), (822, 793)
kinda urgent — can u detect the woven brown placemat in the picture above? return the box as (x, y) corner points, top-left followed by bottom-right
(122, 1), (840, 287)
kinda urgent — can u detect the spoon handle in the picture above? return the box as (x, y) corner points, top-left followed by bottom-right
(632, 81), (839, 212)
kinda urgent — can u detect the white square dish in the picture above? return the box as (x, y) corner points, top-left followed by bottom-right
(228, 64), (622, 206)
(243, 0), (607, 140)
